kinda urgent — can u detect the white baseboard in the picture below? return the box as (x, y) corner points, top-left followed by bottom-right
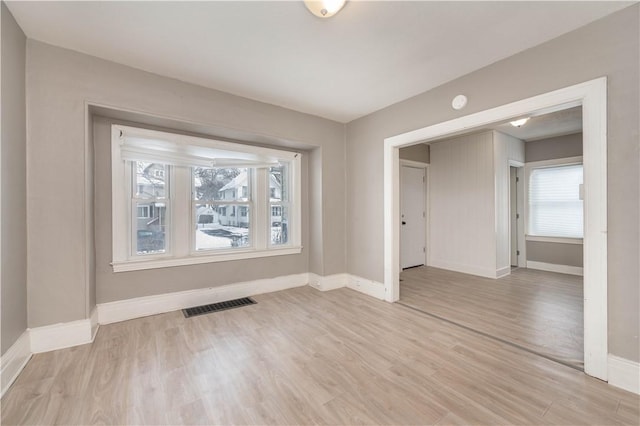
(526, 261), (584, 276)
(608, 355), (640, 394)
(347, 274), (385, 300)
(496, 266), (511, 278)
(1, 331), (32, 397)
(308, 273), (348, 291)
(90, 307), (100, 341)
(98, 273), (309, 325)
(30, 318), (94, 354)
(429, 259), (504, 279)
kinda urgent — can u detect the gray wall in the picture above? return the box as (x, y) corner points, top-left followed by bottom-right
(346, 6), (639, 362)
(527, 242), (583, 267)
(26, 41), (346, 325)
(93, 115), (310, 302)
(1, 3), (28, 354)
(399, 144), (429, 163)
(525, 132), (583, 162)
(525, 132), (584, 267)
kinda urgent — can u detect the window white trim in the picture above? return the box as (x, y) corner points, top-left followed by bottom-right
(525, 235), (583, 245)
(384, 77), (608, 381)
(111, 125), (302, 271)
(525, 156), (583, 169)
(524, 156), (584, 240)
(112, 246), (302, 273)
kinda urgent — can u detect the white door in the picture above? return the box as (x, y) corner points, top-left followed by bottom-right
(401, 165), (426, 269)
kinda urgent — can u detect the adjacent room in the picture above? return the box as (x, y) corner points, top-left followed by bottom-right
(1, 1), (638, 425)
(399, 106), (586, 369)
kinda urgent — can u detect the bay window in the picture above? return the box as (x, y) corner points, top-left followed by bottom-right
(111, 125), (302, 272)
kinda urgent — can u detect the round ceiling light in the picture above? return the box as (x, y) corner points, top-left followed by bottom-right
(510, 118), (530, 127)
(304, 0), (347, 18)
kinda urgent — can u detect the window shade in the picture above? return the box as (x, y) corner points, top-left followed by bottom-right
(119, 136), (280, 168)
(528, 164), (583, 238)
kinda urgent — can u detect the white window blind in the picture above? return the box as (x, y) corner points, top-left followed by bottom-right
(528, 164), (583, 238)
(119, 133), (280, 168)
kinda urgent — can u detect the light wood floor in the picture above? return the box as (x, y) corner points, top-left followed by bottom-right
(2, 286), (637, 425)
(401, 266), (584, 369)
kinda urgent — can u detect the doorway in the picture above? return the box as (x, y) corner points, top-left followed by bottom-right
(383, 78), (608, 380)
(400, 164), (426, 269)
(509, 164), (525, 268)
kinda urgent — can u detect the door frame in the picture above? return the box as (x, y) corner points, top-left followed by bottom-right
(399, 159), (429, 269)
(508, 160), (526, 268)
(383, 77), (607, 380)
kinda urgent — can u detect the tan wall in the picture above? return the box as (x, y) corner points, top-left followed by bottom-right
(525, 132), (582, 162)
(399, 144), (429, 163)
(26, 41), (346, 324)
(346, 6), (639, 362)
(525, 132), (584, 267)
(1, 3), (28, 354)
(527, 242), (583, 267)
(429, 132), (497, 276)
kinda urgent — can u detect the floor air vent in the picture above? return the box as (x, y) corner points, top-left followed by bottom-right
(183, 297), (256, 318)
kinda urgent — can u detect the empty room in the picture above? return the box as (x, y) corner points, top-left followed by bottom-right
(398, 106), (587, 370)
(1, 1), (639, 425)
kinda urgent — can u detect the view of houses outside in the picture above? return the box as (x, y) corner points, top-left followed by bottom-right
(134, 162), (169, 255)
(193, 167), (251, 250)
(193, 165), (289, 251)
(134, 163), (290, 254)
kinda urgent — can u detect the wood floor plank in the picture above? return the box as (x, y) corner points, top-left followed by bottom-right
(400, 266), (584, 367)
(2, 285), (637, 425)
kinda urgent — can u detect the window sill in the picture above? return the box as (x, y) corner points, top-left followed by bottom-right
(525, 235), (583, 245)
(112, 246), (303, 273)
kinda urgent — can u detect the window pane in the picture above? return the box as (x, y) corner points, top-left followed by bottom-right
(269, 164), (289, 202)
(271, 205), (289, 245)
(529, 164), (583, 238)
(135, 201), (168, 254)
(195, 203), (250, 250)
(193, 167), (249, 201)
(135, 162), (167, 199)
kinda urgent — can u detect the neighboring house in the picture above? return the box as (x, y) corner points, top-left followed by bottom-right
(136, 163), (167, 252)
(195, 205), (219, 226)
(216, 170), (283, 227)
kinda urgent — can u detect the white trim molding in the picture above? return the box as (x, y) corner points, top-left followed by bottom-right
(29, 319), (94, 354)
(429, 259), (510, 279)
(308, 273), (348, 291)
(525, 235), (583, 245)
(608, 355), (640, 394)
(384, 77), (608, 381)
(495, 266), (511, 278)
(98, 273), (308, 325)
(347, 274), (386, 300)
(527, 261), (584, 276)
(1, 331), (32, 397)
(90, 307), (100, 341)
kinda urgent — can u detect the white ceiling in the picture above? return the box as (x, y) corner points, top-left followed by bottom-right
(6, 1), (632, 123)
(490, 106), (583, 141)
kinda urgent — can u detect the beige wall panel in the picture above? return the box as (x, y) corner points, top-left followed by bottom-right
(399, 144), (430, 163)
(429, 131), (496, 276)
(525, 132), (583, 162)
(527, 241), (584, 267)
(1, 3), (28, 354)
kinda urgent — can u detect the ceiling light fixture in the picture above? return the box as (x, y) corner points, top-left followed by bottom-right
(510, 117), (530, 127)
(304, 0), (347, 18)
